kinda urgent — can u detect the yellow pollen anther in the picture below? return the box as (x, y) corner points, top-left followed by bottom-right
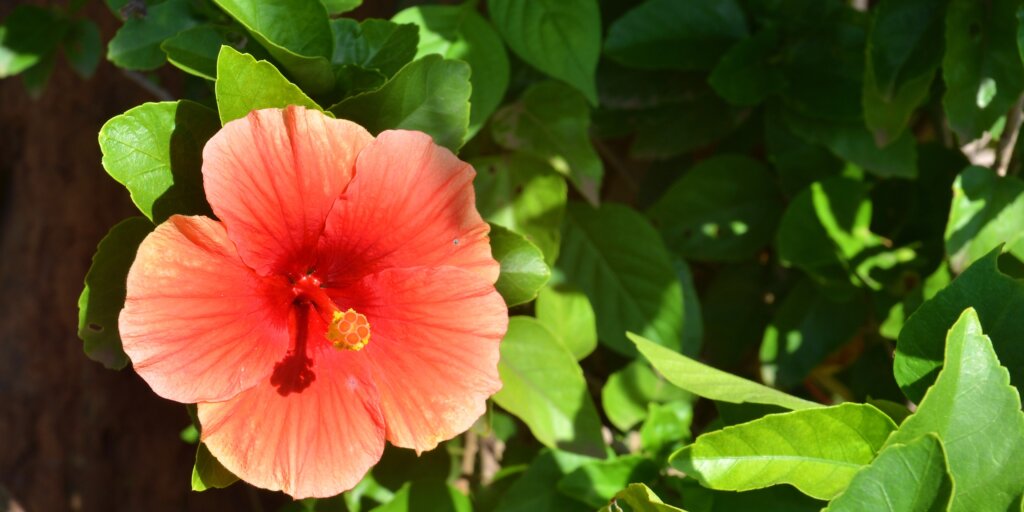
(327, 308), (370, 351)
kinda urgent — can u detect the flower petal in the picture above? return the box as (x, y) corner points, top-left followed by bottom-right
(198, 309), (385, 499)
(203, 106), (373, 276)
(317, 130), (498, 287)
(120, 215), (292, 403)
(331, 266), (507, 452)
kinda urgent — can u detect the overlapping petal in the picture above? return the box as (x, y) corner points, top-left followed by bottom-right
(120, 215), (292, 403)
(203, 107), (373, 277)
(329, 266), (507, 452)
(198, 309), (386, 499)
(316, 130), (498, 287)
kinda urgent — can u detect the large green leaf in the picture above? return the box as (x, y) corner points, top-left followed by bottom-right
(107, 0), (195, 70)
(78, 217), (153, 369)
(601, 360), (690, 432)
(330, 18), (418, 78)
(192, 443), (238, 491)
(671, 403), (897, 500)
(862, 0), (943, 146)
(472, 154), (567, 265)
(214, 46), (321, 125)
(393, 4), (509, 139)
(493, 317), (606, 458)
(604, 0), (746, 71)
(99, 100), (219, 223)
(888, 309), (1024, 511)
(943, 0), (1024, 142)
(487, 0), (599, 104)
(489, 225), (550, 307)
(0, 6), (67, 77)
(647, 155), (783, 262)
(599, 483), (685, 512)
(491, 81), (603, 205)
(536, 284), (598, 361)
(558, 203), (682, 355)
(213, 0), (335, 95)
(895, 249), (1024, 402)
(329, 55), (471, 152)
(558, 456), (659, 509)
(760, 279), (868, 389)
(495, 450), (593, 512)
(161, 25), (229, 80)
(825, 434), (952, 512)
(945, 166), (1024, 273)
(631, 333), (821, 411)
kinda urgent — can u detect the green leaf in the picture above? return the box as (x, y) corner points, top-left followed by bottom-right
(764, 105), (843, 195)
(605, 0), (746, 71)
(491, 81), (603, 205)
(472, 153), (567, 265)
(647, 155), (784, 262)
(161, 25), (228, 80)
(558, 203), (682, 355)
(759, 279), (868, 389)
(214, 46), (321, 125)
(671, 403), (897, 500)
(862, 0), (944, 145)
(78, 217), (153, 369)
(601, 361), (690, 432)
(330, 18), (418, 78)
(495, 450), (594, 512)
(64, 19), (102, 78)
(322, 0), (361, 15)
(489, 225), (551, 307)
(393, 4), (509, 139)
(558, 456), (659, 509)
(888, 308), (1024, 511)
(493, 317), (606, 458)
(943, 0), (1024, 141)
(776, 176), (910, 294)
(99, 100), (220, 223)
(213, 0), (335, 95)
(536, 284), (598, 360)
(487, 0), (599, 104)
(825, 434), (952, 512)
(676, 259), (703, 357)
(880, 265), (951, 340)
(601, 363), (683, 433)
(945, 166), (1024, 273)
(709, 28), (786, 106)
(329, 55), (471, 152)
(107, 0), (195, 70)
(640, 400), (693, 453)
(782, 107), (917, 179)
(191, 443), (238, 491)
(0, 6), (66, 77)
(369, 481), (471, 512)
(894, 249), (1024, 402)
(631, 333), (821, 411)
(599, 483), (685, 512)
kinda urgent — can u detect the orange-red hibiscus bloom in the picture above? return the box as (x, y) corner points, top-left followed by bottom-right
(119, 106), (508, 498)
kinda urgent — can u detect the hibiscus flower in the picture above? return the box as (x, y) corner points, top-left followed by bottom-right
(118, 106), (508, 498)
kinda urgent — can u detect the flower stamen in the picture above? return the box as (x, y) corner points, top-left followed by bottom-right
(327, 308), (371, 351)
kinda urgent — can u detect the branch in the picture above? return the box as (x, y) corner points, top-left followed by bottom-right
(121, 70), (173, 102)
(995, 92), (1024, 176)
